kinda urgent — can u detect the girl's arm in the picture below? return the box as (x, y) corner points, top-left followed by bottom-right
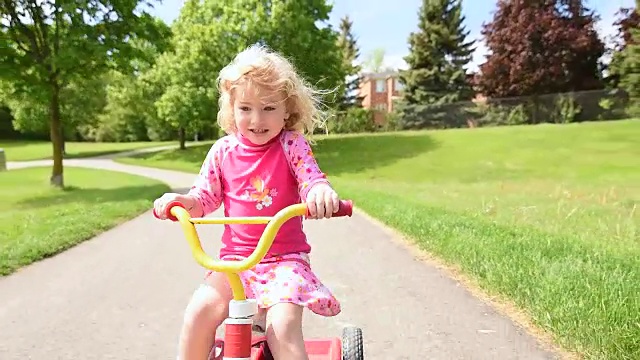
(186, 139), (226, 217)
(281, 131), (333, 200)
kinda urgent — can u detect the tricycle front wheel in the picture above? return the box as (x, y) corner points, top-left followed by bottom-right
(341, 326), (364, 359)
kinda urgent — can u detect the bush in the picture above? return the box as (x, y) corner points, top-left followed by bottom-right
(392, 100), (477, 130)
(327, 107), (378, 134)
(554, 94), (581, 123)
(465, 89), (633, 128)
(381, 110), (401, 131)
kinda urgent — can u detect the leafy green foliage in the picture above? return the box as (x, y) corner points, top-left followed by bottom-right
(79, 71), (149, 142)
(0, 0), (168, 187)
(0, 104), (19, 139)
(145, 0), (346, 149)
(260, 0), (345, 94)
(612, 27), (640, 117)
(362, 48), (388, 73)
(608, 3), (640, 116)
(3, 75), (108, 140)
(327, 108), (377, 134)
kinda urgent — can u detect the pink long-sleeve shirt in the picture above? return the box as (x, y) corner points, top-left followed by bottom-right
(187, 130), (331, 258)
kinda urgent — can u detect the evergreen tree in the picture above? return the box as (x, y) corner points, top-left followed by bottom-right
(612, 4), (640, 50)
(607, 3), (640, 86)
(336, 15), (363, 109)
(609, 1), (640, 116)
(396, 0), (476, 129)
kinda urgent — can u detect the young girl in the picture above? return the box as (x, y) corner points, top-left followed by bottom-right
(153, 44), (342, 360)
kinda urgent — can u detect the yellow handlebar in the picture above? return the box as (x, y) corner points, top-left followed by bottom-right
(155, 200), (353, 301)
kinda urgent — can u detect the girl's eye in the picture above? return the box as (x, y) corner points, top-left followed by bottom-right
(240, 106), (250, 111)
(264, 106), (275, 111)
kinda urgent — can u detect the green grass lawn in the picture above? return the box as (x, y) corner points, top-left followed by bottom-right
(0, 167), (170, 276)
(114, 119), (639, 360)
(0, 140), (175, 162)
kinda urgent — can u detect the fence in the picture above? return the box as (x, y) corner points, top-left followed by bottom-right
(389, 88), (632, 130)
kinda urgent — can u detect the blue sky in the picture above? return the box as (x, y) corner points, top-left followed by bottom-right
(146, 0), (635, 72)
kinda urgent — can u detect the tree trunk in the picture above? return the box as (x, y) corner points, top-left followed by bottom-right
(61, 126), (66, 157)
(178, 126), (186, 150)
(50, 81), (64, 188)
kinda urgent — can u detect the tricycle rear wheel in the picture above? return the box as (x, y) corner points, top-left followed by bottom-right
(341, 326), (364, 359)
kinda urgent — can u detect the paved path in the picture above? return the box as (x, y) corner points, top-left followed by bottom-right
(1, 152), (563, 359)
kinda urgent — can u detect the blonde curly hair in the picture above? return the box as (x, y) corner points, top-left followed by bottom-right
(216, 44), (331, 137)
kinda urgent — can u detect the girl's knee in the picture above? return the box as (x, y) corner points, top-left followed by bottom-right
(266, 303), (304, 337)
(183, 283), (229, 327)
(265, 304), (307, 359)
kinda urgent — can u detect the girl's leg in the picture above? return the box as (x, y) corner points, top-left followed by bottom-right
(253, 308), (267, 332)
(177, 272), (233, 360)
(265, 303), (309, 360)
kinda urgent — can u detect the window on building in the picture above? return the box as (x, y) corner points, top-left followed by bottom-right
(394, 78), (404, 91)
(374, 103), (388, 112)
(375, 79), (386, 92)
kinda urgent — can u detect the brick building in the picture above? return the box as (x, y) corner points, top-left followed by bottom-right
(357, 70), (485, 126)
(356, 70), (403, 124)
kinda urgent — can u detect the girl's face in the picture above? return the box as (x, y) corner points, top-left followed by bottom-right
(233, 83), (289, 145)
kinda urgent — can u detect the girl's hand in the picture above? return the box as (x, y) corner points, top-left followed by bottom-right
(153, 193), (198, 219)
(305, 183), (340, 219)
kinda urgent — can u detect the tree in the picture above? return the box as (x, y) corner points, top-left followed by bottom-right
(607, 3), (640, 85)
(336, 15), (363, 109)
(259, 0), (346, 105)
(148, 0), (246, 150)
(561, 0), (606, 92)
(149, 0), (346, 148)
(0, 0), (164, 188)
(0, 102), (18, 139)
(477, 0), (605, 98)
(82, 70), (152, 142)
(84, 21), (173, 143)
(362, 48), (388, 73)
(609, 1), (640, 116)
(396, 0), (476, 129)
(5, 74), (109, 141)
(612, 4), (640, 51)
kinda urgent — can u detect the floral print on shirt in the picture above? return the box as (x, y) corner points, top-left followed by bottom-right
(240, 176), (279, 210)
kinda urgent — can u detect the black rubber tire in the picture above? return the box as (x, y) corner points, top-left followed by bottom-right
(341, 326), (364, 360)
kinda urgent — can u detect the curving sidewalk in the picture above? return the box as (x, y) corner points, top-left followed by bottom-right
(0, 151), (563, 359)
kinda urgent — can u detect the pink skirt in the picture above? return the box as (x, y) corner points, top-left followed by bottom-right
(205, 252), (341, 317)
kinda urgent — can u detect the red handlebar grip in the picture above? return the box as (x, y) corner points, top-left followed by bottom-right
(334, 199), (353, 217)
(306, 199), (353, 217)
(152, 200), (185, 222)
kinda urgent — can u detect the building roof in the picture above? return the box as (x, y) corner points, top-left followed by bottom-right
(360, 70), (399, 79)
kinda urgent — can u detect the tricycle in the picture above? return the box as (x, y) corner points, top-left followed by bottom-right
(153, 199), (364, 360)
